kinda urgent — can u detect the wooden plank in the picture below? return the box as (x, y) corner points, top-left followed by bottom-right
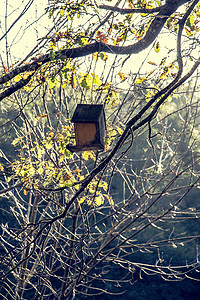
(75, 123), (96, 146)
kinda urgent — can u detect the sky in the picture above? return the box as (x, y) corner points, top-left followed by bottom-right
(0, 0), (50, 66)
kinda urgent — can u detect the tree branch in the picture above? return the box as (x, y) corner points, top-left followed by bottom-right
(99, 4), (165, 14)
(99, 0), (190, 14)
(0, 73), (34, 102)
(0, 0), (193, 101)
(0, 181), (23, 196)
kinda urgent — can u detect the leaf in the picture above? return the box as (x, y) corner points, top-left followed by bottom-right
(154, 42), (160, 53)
(96, 31), (108, 43)
(128, 2), (134, 8)
(62, 81), (68, 89)
(70, 72), (77, 89)
(24, 189), (28, 195)
(48, 78), (55, 89)
(118, 72), (127, 82)
(23, 71), (31, 79)
(116, 126), (123, 135)
(104, 194), (114, 205)
(99, 52), (108, 61)
(79, 196), (86, 204)
(60, 8), (65, 17)
(160, 66), (169, 79)
(37, 165), (43, 175)
(59, 155), (65, 164)
(148, 61), (157, 66)
(45, 142), (53, 150)
(185, 27), (193, 36)
(93, 74), (102, 87)
(80, 74), (92, 89)
(99, 181), (108, 191)
(95, 195), (104, 206)
(160, 72), (167, 80)
(78, 37), (88, 46)
(50, 41), (56, 50)
(14, 74), (22, 82)
(12, 138), (19, 146)
(186, 13), (195, 30)
(135, 77), (147, 84)
(82, 151), (89, 160)
(92, 53), (98, 62)
(172, 242), (177, 248)
(160, 57), (167, 66)
(147, 70), (155, 77)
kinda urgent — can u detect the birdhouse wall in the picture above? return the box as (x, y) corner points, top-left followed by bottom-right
(74, 123), (97, 146)
(98, 111), (106, 144)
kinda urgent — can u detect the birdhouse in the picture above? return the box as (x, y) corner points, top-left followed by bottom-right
(68, 104), (106, 152)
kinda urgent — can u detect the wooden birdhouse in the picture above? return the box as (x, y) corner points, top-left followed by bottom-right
(68, 104), (106, 152)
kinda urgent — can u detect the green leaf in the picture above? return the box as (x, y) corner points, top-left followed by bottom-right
(80, 74), (92, 89)
(186, 13), (195, 30)
(99, 52), (108, 61)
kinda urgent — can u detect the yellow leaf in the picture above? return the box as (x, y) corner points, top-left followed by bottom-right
(59, 155), (65, 163)
(48, 132), (54, 138)
(62, 82), (68, 89)
(48, 78), (55, 89)
(160, 57), (167, 66)
(116, 126), (123, 135)
(118, 72), (127, 82)
(60, 8), (65, 17)
(88, 151), (96, 160)
(79, 37), (88, 46)
(154, 42), (160, 53)
(173, 93), (178, 98)
(82, 151), (89, 160)
(135, 77), (147, 84)
(14, 74), (22, 82)
(148, 61), (157, 66)
(160, 72), (168, 79)
(93, 74), (102, 87)
(37, 166), (43, 175)
(104, 194), (114, 205)
(92, 53), (98, 62)
(79, 196), (86, 204)
(45, 142), (53, 150)
(23, 72), (32, 79)
(95, 195), (104, 206)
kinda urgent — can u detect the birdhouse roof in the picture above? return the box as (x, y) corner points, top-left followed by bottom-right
(71, 104), (105, 124)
